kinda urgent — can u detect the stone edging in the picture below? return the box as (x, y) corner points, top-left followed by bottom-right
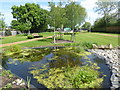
(87, 49), (120, 89)
(0, 66), (36, 89)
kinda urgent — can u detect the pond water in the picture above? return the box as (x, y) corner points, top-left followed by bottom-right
(2, 46), (111, 88)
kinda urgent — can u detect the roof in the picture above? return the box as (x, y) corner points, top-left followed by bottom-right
(64, 28), (71, 30)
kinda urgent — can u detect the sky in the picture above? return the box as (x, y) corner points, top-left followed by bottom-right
(0, 0), (102, 26)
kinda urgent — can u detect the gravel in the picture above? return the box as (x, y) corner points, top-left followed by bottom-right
(88, 49), (120, 89)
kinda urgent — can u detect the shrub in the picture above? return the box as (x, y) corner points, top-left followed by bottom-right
(23, 33), (28, 36)
(82, 42), (98, 49)
(73, 32), (79, 34)
(31, 33), (43, 38)
(38, 33), (43, 37)
(16, 34), (25, 36)
(5, 30), (12, 36)
(27, 35), (34, 39)
(44, 29), (54, 32)
(16, 33), (28, 36)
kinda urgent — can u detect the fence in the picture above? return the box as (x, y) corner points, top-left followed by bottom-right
(92, 26), (120, 33)
(0, 30), (21, 37)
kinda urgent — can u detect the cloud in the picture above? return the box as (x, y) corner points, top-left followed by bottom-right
(81, 0), (97, 10)
(0, 0), (49, 2)
(1, 0), (101, 26)
(71, 0), (78, 1)
(41, 5), (50, 10)
(80, 0), (100, 25)
(3, 12), (13, 26)
(0, 0), (68, 3)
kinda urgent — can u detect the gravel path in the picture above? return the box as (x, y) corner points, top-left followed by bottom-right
(93, 33), (120, 38)
(0, 36), (53, 47)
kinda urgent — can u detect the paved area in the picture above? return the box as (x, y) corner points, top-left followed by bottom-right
(0, 36), (53, 48)
(93, 33), (120, 38)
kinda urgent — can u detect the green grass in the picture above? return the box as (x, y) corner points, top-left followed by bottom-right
(63, 32), (119, 47)
(1, 32), (119, 48)
(19, 38), (54, 47)
(40, 32), (54, 37)
(1, 32), (54, 44)
(18, 32), (119, 48)
(1, 36), (27, 44)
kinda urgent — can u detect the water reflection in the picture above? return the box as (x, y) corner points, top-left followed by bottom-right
(49, 48), (82, 68)
(1, 53), (9, 68)
(2, 47), (111, 88)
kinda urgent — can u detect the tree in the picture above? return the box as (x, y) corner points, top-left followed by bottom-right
(11, 20), (31, 33)
(48, 1), (86, 42)
(94, 0), (118, 26)
(48, 1), (67, 43)
(11, 3), (48, 33)
(93, 18), (105, 28)
(0, 12), (6, 31)
(65, 2), (86, 30)
(82, 22), (91, 30)
(48, 2), (67, 29)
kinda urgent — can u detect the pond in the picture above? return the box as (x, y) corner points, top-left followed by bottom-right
(2, 46), (111, 88)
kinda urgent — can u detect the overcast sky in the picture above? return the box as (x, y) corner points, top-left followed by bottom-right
(0, 0), (102, 26)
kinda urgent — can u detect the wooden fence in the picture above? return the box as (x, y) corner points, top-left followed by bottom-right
(92, 26), (120, 33)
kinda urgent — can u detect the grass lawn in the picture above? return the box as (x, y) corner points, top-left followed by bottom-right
(40, 32), (54, 37)
(1, 36), (28, 44)
(19, 38), (54, 47)
(63, 32), (119, 46)
(1, 32), (54, 44)
(17, 32), (119, 48)
(1, 32), (119, 48)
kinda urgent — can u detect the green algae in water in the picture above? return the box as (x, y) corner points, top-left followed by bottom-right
(30, 66), (103, 88)
(3, 47), (90, 64)
(3, 48), (52, 63)
(2, 47), (103, 88)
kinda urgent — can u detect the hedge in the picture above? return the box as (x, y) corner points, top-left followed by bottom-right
(92, 26), (120, 33)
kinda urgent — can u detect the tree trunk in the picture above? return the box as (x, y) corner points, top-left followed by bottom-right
(28, 30), (30, 34)
(54, 27), (56, 43)
(54, 21), (56, 43)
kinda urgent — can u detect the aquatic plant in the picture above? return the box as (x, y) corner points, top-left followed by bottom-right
(3, 83), (12, 89)
(6, 45), (22, 53)
(30, 65), (103, 88)
(3, 46), (89, 64)
(2, 46), (103, 88)
(3, 48), (52, 63)
(64, 66), (103, 88)
(1, 70), (14, 78)
(26, 76), (31, 89)
(29, 47), (103, 88)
